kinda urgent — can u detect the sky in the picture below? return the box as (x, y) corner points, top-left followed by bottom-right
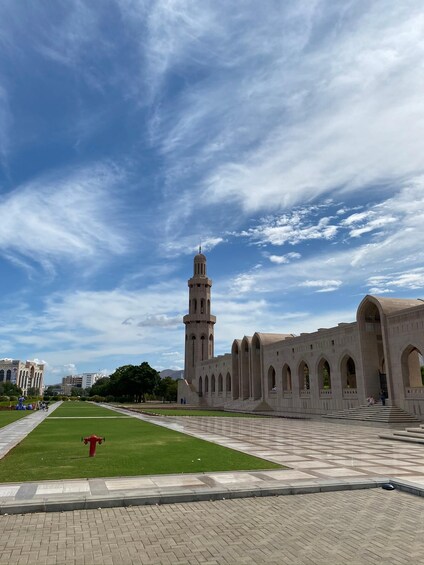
(0, 0), (424, 384)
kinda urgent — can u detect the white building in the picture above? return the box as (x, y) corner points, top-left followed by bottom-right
(0, 359), (44, 395)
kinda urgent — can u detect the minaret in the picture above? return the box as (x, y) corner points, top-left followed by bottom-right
(183, 249), (216, 384)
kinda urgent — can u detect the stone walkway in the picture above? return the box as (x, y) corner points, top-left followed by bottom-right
(0, 489), (423, 565)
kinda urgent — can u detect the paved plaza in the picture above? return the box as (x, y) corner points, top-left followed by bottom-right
(1, 406), (424, 564)
(0, 489), (423, 565)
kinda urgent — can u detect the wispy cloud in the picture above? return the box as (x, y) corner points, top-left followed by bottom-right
(0, 163), (127, 273)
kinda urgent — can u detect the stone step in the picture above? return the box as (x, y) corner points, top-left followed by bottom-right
(379, 432), (424, 445)
(324, 404), (420, 424)
(405, 427), (424, 434)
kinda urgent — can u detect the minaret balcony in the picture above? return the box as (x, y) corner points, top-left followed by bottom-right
(183, 314), (216, 324)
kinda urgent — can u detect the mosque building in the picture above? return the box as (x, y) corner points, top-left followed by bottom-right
(178, 251), (424, 419)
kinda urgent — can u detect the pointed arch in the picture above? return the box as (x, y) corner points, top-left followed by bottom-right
(226, 372), (231, 392)
(401, 345), (424, 388)
(317, 357), (331, 390)
(340, 353), (357, 389)
(282, 364), (292, 391)
(218, 373), (223, 393)
(267, 365), (276, 391)
(231, 340), (241, 400)
(198, 376), (203, 396)
(205, 375), (209, 394)
(251, 333), (263, 400)
(298, 361), (310, 390)
(211, 374), (216, 393)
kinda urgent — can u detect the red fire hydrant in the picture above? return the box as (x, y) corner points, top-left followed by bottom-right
(83, 435), (104, 457)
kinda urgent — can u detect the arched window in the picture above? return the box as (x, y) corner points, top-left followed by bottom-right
(299, 361), (310, 390)
(201, 335), (206, 360)
(226, 372), (231, 392)
(205, 375), (209, 394)
(191, 335), (196, 367)
(211, 374), (216, 393)
(200, 299), (204, 314)
(0, 370), (4, 382)
(207, 299), (210, 314)
(268, 366), (276, 391)
(6, 369), (11, 382)
(318, 358), (331, 390)
(198, 376), (203, 396)
(218, 374), (223, 392)
(193, 299), (197, 313)
(282, 364), (292, 391)
(341, 355), (356, 389)
(209, 334), (214, 357)
(401, 346), (424, 388)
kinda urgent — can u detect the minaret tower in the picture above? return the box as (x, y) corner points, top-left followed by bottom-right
(183, 249), (216, 384)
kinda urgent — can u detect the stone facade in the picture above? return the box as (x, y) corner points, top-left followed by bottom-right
(179, 253), (424, 418)
(0, 358), (44, 395)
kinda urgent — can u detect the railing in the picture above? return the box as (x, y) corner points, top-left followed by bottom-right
(405, 387), (424, 397)
(300, 389), (311, 398)
(319, 389), (332, 397)
(283, 391), (292, 398)
(343, 388), (358, 397)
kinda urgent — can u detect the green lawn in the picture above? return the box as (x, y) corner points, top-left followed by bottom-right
(0, 411), (30, 429)
(136, 408), (265, 417)
(0, 402), (281, 482)
(49, 402), (126, 418)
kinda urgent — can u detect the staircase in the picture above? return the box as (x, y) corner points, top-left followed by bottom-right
(380, 424), (424, 444)
(323, 404), (421, 424)
(224, 399), (267, 413)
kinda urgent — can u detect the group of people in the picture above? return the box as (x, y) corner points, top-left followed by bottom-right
(367, 390), (387, 407)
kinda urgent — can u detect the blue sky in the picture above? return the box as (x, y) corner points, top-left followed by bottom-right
(1, 1), (424, 384)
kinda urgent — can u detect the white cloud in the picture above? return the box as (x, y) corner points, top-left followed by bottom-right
(269, 252), (301, 264)
(241, 208), (338, 246)
(0, 163), (127, 272)
(299, 280), (343, 293)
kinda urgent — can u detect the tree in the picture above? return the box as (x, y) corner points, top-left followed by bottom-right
(27, 387), (41, 397)
(109, 362), (161, 402)
(90, 377), (112, 397)
(0, 382), (22, 397)
(155, 377), (178, 402)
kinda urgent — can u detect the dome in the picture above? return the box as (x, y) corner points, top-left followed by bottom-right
(194, 253), (206, 262)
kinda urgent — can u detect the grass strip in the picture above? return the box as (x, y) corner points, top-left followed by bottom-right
(48, 402), (120, 418)
(0, 412), (281, 482)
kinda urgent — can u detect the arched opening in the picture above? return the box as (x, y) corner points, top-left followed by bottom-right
(193, 299), (197, 314)
(211, 374), (216, 393)
(231, 341), (240, 400)
(198, 376), (203, 396)
(205, 375), (209, 394)
(298, 361), (310, 390)
(401, 346), (424, 389)
(282, 364), (292, 391)
(209, 334), (214, 357)
(357, 297), (388, 397)
(200, 299), (205, 314)
(241, 338), (251, 399)
(268, 366), (276, 391)
(201, 335), (206, 360)
(251, 334), (262, 400)
(207, 299), (210, 314)
(318, 358), (331, 390)
(0, 370), (4, 382)
(191, 335), (196, 367)
(341, 355), (357, 389)
(6, 369), (11, 382)
(218, 373), (223, 393)
(226, 372), (231, 392)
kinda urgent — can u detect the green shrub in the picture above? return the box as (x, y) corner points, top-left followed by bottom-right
(105, 395), (115, 403)
(0, 396), (9, 402)
(9, 396), (17, 402)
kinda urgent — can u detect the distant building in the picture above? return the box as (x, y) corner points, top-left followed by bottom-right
(61, 372), (103, 395)
(81, 373), (102, 389)
(0, 359), (44, 395)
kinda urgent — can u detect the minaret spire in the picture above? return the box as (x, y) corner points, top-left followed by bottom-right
(183, 251), (216, 384)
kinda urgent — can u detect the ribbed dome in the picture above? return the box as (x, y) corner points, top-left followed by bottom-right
(194, 253), (206, 262)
